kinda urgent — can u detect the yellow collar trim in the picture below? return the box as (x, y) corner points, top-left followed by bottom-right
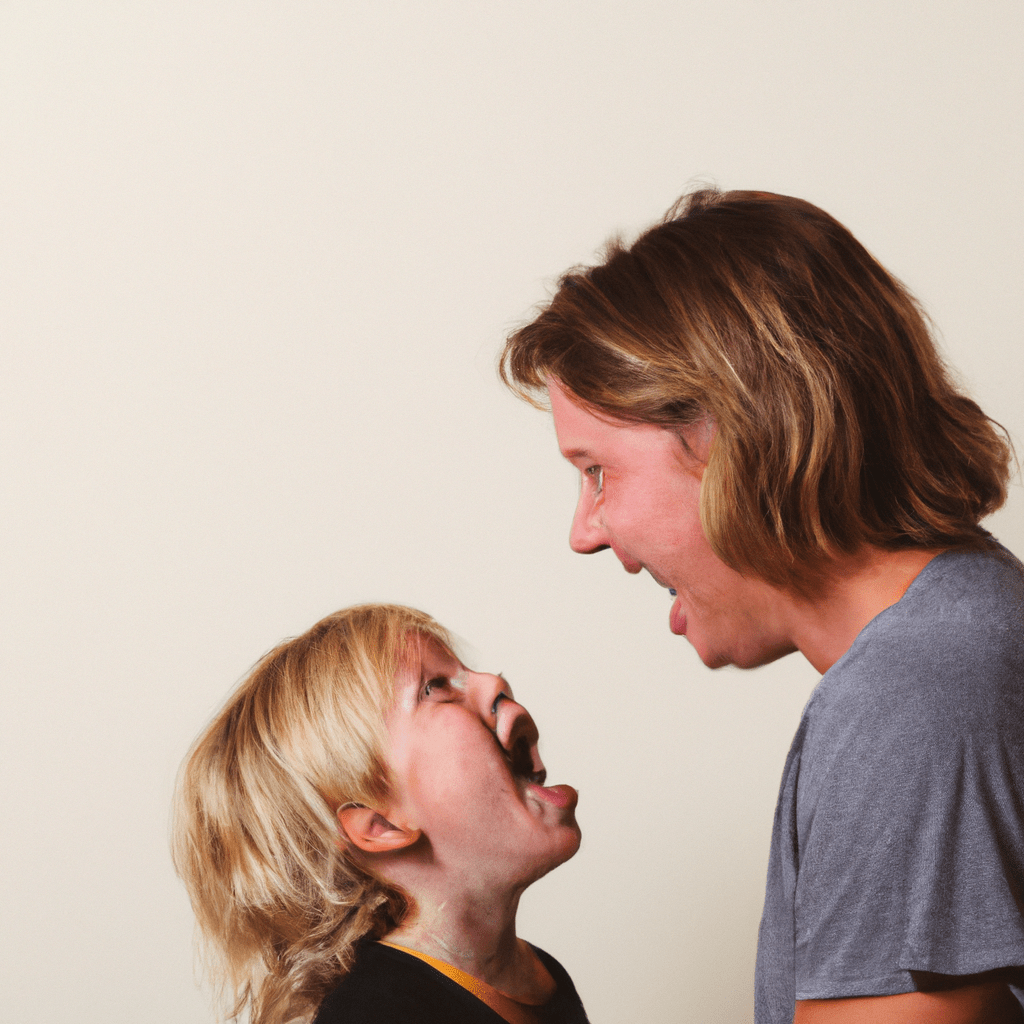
(378, 941), (544, 1024)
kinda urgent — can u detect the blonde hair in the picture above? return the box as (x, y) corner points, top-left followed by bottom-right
(172, 604), (455, 1024)
(501, 188), (1013, 590)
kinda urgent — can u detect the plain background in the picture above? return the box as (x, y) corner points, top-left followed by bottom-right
(2, 3), (1021, 1022)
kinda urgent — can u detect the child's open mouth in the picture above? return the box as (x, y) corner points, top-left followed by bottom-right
(504, 734), (546, 786)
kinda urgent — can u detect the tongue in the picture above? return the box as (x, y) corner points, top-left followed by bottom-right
(528, 782), (577, 809)
(670, 596), (687, 635)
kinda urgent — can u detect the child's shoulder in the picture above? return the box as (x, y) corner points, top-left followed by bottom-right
(313, 943), (504, 1024)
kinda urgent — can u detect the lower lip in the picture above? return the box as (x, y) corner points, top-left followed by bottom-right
(669, 596), (687, 635)
(528, 783), (578, 809)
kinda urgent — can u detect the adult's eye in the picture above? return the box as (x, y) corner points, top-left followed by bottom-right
(584, 465), (604, 496)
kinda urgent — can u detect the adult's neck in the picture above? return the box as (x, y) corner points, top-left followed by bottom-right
(787, 546), (945, 675)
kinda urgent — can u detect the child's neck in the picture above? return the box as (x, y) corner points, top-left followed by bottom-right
(383, 887), (552, 1003)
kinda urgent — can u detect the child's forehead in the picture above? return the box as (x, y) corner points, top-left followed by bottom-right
(397, 631), (462, 674)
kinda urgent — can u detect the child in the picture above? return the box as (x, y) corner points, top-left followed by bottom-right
(173, 604), (588, 1024)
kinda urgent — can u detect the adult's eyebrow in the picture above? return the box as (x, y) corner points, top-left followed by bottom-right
(559, 446), (593, 461)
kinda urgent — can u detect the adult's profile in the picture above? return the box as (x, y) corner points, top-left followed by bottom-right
(501, 189), (1024, 1023)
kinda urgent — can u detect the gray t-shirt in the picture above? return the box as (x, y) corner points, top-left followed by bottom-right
(755, 544), (1024, 1024)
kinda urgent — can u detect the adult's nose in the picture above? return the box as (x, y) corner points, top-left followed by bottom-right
(569, 487), (610, 554)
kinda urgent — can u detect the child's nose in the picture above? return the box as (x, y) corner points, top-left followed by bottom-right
(472, 673), (539, 751)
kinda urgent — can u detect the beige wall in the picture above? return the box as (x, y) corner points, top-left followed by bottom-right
(2, 3), (1021, 1022)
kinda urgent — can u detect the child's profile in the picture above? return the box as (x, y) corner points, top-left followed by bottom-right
(173, 604), (588, 1024)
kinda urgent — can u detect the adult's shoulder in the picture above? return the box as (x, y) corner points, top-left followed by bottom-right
(800, 543), (1024, 772)
(896, 542), (1024, 624)
(821, 544), (1022, 706)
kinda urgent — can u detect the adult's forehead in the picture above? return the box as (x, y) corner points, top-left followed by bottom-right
(549, 376), (709, 464)
(547, 377), (630, 443)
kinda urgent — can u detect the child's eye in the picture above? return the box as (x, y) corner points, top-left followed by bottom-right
(422, 676), (450, 700)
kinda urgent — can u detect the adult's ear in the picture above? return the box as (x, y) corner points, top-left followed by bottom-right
(337, 803), (421, 854)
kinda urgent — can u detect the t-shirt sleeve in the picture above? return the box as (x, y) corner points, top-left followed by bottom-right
(792, 624), (1024, 999)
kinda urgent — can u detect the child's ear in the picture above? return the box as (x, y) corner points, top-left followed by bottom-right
(337, 803), (421, 853)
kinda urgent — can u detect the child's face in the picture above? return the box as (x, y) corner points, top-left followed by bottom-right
(383, 635), (580, 886)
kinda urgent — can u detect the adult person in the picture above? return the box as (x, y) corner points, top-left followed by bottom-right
(500, 189), (1024, 1024)
(173, 603), (587, 1024)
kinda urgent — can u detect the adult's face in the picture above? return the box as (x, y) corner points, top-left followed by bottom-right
(548, 379), (796, 670)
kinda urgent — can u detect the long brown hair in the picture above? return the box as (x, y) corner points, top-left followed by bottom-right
(172, 604), (455, 1024)
(501, 188), (1013, 588)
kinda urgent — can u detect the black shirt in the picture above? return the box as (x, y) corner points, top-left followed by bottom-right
(313, 941), (591, 1024)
